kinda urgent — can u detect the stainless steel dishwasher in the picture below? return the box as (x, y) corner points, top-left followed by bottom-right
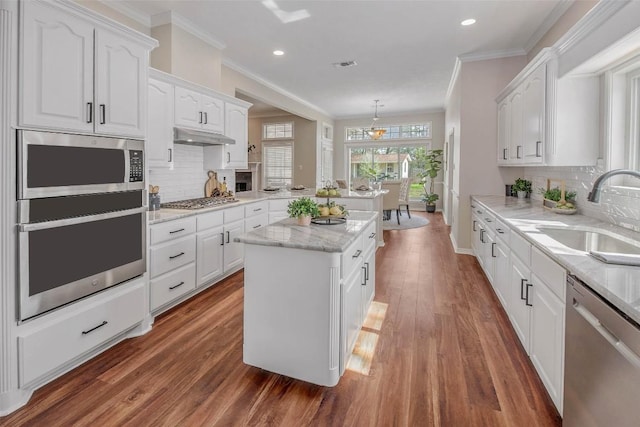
(564, 275), (640, 426)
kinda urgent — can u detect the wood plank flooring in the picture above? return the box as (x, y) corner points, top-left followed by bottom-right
(0, 213), (562, 426)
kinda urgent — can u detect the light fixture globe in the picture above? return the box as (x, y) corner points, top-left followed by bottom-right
(366, 100), (386, 140)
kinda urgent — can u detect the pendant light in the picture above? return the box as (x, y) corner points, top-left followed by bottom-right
(366, 100), (386, 140)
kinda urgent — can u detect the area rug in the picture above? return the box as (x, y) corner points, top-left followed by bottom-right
(383, 215), (430, 230)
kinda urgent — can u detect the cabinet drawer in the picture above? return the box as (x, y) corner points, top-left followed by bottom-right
(531, 246), (566, 302)
(482, 211), (495, 228)
(150, 263), (196, 310)
(341, 199), (371, 211)
(342, 237), (364, 280)
(197, 210), (223, 231)
(150, 216), (196, 245)
(245, 213), (268, 231)
(494, 218), (511, 244)
(150, 235), (196, 277)
(268, 198), (292, 212)
(363, 220), (377, 252)
(224, 205), (245, 223)
(18, 281), (145, 386)
(510, 231), (531, 264)
(245, 201), (268, 218)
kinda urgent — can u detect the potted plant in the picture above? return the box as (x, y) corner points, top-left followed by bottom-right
(419, 149), (443, 213)
(541, 186), (577, 211)
(287, 197), (320, 226)
(513, 178), (532, 198)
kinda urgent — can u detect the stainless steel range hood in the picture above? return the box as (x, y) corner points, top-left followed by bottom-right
(174, 127), (235, 146)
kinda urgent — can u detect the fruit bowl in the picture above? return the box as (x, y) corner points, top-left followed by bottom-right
(551, 207), (577, 215)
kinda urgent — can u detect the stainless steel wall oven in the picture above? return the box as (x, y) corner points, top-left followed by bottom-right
(17, 130), (146, 321)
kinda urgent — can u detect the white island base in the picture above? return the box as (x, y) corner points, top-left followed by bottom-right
(240, 212), (377, 387)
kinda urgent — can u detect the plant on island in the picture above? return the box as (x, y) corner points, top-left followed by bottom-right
(287, 197), (320, 219)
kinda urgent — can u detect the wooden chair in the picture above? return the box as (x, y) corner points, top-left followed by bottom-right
(381, 181), (401, 224)
(398, 178), (411, 218)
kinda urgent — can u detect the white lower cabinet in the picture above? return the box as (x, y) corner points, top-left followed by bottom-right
(150, 263), (196, 310)
(223, 220), (245, 272)
(470, 198), (566, 414)
(343, 258), (364, 360)
(196, 225), (224, 287)
(18, 281), (146, 386)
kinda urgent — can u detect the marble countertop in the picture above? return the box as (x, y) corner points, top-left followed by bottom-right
(472, 195), (640, 324)
(236, 188), (387, 200)
(235, 211), (378, 253)
(148, 189), (386, 225)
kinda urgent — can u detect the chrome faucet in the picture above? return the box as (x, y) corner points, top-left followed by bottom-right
(587, 169), (640, 203)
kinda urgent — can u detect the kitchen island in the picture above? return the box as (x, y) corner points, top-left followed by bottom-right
(236, 211), (378, 386)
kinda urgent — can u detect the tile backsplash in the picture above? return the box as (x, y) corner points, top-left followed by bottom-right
(524, 166), (640, 233)
(149, 144), (236, 203)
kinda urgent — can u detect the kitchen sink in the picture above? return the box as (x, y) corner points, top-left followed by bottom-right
(537, 226), (640, 257)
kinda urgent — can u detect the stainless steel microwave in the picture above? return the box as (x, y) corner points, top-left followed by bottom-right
(17, 130), (144, 199)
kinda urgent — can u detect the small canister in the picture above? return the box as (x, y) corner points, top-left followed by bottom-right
(149, 193), (161, 210)
(505, 184), (513, 197)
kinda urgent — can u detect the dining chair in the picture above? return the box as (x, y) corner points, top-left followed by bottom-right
(381, 181), (401, 224)
(398, 178), (411, 218)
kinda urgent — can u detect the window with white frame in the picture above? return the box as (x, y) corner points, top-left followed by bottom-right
(321, 141), (333, 185)
(263, 141), (293, 188)
(263, 122), (294, 140)
(628, 68), (640, 172)
(345, 123), (431, 141)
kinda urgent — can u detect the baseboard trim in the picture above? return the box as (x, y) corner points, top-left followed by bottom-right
(449, 233), (474, 255)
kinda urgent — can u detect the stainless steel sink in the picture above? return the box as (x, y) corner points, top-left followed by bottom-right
(537, 227), (640, 255)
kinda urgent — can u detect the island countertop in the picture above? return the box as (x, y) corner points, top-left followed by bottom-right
(235, 211), (378, 253)
(235, 188), (387, 200)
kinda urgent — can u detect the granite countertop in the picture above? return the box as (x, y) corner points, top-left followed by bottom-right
(235, 211), (378, 253)
(147, 198), (258, 225)
(472, 195), (640, 324)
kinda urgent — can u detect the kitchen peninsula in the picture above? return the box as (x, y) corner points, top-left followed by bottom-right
(236, 211), (378, 386)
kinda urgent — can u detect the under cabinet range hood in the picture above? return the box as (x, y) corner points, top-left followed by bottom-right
(173, 127), (235, 146)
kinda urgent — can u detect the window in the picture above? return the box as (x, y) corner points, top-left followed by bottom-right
(628, 69), (640, 171)
(348, 144), (432, 201)
(263, 122), (293, 140)
(263, 142), (293, 188)
(345, 123), (431, 141)
(321, 141), (333, 185)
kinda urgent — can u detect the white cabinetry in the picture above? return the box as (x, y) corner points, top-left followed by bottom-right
(18, 280), (146, 387)
(496, 48), (599, 166)
(19, 0), (154, 138)
(470, 198), (566, 414)
(221, 103), (249, 169)
(174, 86), (224, 133)
(149, 217), (197, 311)
(147, 77), (174, 168)
(196, 211), (224, 287)
(223, 218), (245, 273)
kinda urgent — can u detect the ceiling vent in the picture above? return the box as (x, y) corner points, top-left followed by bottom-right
(333, 60), (357, 68)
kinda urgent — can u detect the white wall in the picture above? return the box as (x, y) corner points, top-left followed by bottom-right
(447, 56), (527, 252)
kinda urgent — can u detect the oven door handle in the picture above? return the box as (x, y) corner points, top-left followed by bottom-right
(19, 207), (146, 232)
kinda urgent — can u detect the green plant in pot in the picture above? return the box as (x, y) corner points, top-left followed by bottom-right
(513, 178), (532, 198)
(287, 197), (320, 226)
(418, 149), (443, 213)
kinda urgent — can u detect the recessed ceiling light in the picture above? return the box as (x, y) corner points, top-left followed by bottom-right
(273, 50), (285, 56)
(461, 18), (476, 26)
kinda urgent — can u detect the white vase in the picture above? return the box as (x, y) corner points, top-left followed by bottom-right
(517, 191), (527, 199)
(297, 215), (312, 226)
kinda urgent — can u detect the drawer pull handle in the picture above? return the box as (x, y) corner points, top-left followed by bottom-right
(169, 252), (185, 260)
(204, 111), (208, 124)
(169, 228), (185, 234)
(253, 224), (261, 229)
(99, 104), (106, 124)
(473, 220), (477, 232)
(496, 228), (504, 234)
(253, 208), (262, 212)
(199, 111), (203, 124)
(364, 261), (370, 281)
(491, 242), (496, 258)
(369, 232), (376, 239)
(362, 265), (367, 286)
(226, 231), (230, 244)
(480, 229), (485, 243)
(471, 204), (476, 208)
(86, 102), (93, 123)
(82, 320), (108, 335)
(520, 279), (527, 300)
(220, 232), (224, 246)
(169, 281), (185, 290)
(525, 282), (533, 306)
(352, 249), (362, 258)
(485, 218), (492, 222)
(476, 210), (482, 214)
(516, 145), (522, 159)
(503, 148), (507, 160)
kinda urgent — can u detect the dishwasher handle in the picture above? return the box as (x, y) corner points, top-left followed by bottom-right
(573, 299), (640, 370)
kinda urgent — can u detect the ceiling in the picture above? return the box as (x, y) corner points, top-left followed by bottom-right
(111, 0), (570, 119)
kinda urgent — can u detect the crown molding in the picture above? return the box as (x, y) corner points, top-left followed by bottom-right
(445, 57), (461, 109)
(458, 48), (526, 63)
(555, 0), (630, 55)
(223, 59), (333, 119)
(98, 0), (151, 28)
(151, 10), (226, 50)
(523, 0), (574, 54)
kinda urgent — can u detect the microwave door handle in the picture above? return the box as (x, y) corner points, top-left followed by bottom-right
(19, 207), (146, 232)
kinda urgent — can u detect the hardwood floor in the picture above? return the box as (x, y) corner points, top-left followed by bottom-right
(0, 213), (561, 426)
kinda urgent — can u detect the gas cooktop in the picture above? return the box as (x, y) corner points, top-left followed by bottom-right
(161, 197), (239, 210)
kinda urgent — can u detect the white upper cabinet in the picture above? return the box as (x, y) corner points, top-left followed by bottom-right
(222, 103), (249, 169)
(19, 0), (155, 138)
(174, 87), (224, 133)
(496, 48), (599, 166)
(147, 77), (174, 168)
